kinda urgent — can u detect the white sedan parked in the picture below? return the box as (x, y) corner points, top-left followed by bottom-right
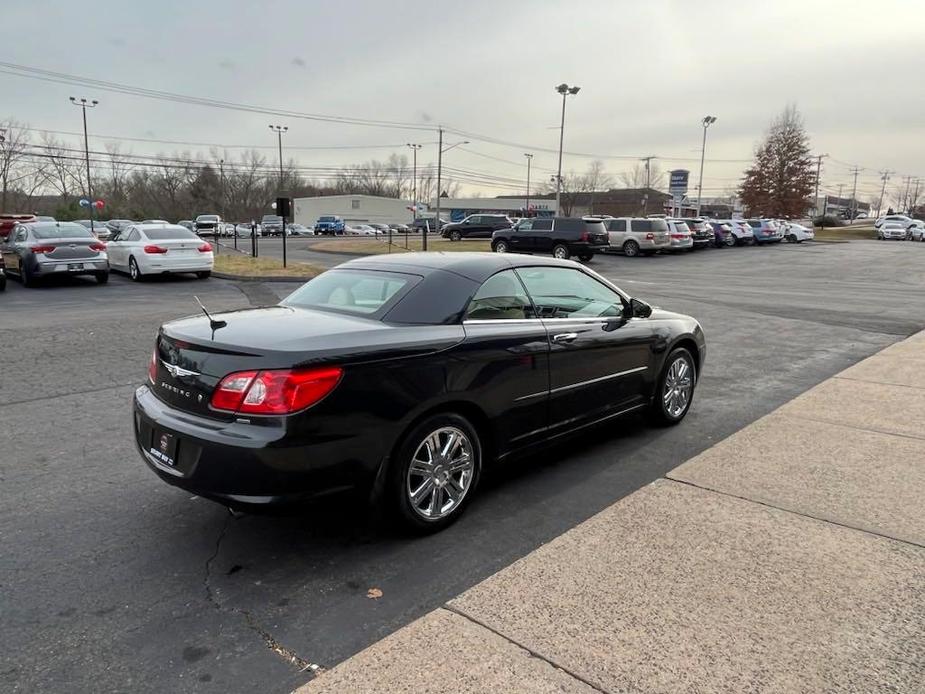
(106, 224), (214, 281)
(781, 222), (815, 243)
(906, 220), (925, 241)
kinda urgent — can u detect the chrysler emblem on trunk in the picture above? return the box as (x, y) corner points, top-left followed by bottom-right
(162, 361), (200, 378)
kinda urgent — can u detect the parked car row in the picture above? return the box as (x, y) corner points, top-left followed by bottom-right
(0, 220), (214, 288)
(874, 215), (925, 240)
(312, 215), (425, 236)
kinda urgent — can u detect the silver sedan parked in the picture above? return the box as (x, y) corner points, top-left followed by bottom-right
(0, 221), (110, 286)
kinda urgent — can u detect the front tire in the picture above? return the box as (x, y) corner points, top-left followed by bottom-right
(725, 234), (737, 247)
(390, 413), (482, 533)
(649, 347), (696, 426)
(552, 243), (571, 260)
(95, 272), (109, 285)
(449, 230), (461, 242)
(493, 240), (509, 253)
(623, 240), (640, 257)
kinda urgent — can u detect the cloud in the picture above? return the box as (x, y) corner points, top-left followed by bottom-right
(292, 57), (306, 68)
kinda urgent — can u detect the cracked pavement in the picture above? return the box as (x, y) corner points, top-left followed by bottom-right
(3, 241), (925, 692)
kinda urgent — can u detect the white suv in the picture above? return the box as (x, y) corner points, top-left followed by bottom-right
(874, 215), (911, 229)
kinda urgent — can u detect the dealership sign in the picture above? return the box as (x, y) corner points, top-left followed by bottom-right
(668, 170), (689, 196)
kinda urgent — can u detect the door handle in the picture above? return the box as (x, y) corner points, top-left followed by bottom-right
(553, 332), (578, 344)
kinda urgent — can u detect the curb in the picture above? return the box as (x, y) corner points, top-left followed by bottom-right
(212, 271), (313, 283)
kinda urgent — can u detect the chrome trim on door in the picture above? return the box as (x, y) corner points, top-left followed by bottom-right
(514, 365), (648, 402)
(552, 332), (578, 343)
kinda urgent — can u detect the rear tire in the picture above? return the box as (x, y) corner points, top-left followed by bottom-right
(623, 240), (640, 257)
(493, 240), (509, 253)
(0, 275), (6, 291)
(552, 243), (571, 260)
(578, 253), (593, 262)
(649, 347), (697, 426)
(95, 272), (109, 285)
(725, 234), (737, 247)
(196, 271), (212, 279)
(129, 257), (142, 282)
(390, 412), (482, 533)
(21, 263), (34, 287)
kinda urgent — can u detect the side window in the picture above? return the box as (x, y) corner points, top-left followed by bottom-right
(516, 267), (624, 319)
(15, 228), (28, 242)
(607, 219), (627, 232)
(532, 219), (553, 231)
(465, 270), (534, 321)
(516, 220), (534, 231)
(631, 220), (652, 233)
(127, 229), (141, 242)
(467, 216), (481, 224)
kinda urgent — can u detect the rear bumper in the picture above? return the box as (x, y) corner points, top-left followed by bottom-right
(133, 385), (377, 507)
(31, 258), (108, 276)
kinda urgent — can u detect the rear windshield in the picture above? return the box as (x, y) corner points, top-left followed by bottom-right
(672, 222), (691, 233)
(197, 216), (219, 222)
(32, 224), (94, 240)
(144, 228), (199, 240)
(283, 269), (416, 316)
(318, 216), (336, 222)
(583, 220), (606, 234)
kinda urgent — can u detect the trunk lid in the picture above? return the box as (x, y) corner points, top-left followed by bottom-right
(36, 239), (103, 260)
(151, 306), (464, 417)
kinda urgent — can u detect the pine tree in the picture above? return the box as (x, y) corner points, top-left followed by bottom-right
(740, 105), (816, 217)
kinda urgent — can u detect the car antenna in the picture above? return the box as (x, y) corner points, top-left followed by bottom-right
(194, 296), (226, 332)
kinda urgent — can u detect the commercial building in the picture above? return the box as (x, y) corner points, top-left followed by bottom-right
(430, 197), (557, 222)
(822, 196), (871, 218)
(497, 188), (671, 218)
(292, 195), (415, 227)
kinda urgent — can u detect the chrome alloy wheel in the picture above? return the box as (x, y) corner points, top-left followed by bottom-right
(406, 426), (474, 521)
(663, 356), (693, 418)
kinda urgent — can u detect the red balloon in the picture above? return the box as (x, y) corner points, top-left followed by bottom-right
(94, 200), (105, 209)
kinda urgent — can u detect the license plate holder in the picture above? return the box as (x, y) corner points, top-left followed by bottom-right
(150, 429), (179, 467)
(68, 263), (85, 271)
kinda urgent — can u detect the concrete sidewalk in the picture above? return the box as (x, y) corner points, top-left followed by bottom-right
(299, 334), (925, 693)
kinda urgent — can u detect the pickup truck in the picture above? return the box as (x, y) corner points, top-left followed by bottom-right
(313, 215), (346, 235)
(261, 214), (283, 236)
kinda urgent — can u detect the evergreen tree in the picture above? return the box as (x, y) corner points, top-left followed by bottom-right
(740, 105), (815, 217)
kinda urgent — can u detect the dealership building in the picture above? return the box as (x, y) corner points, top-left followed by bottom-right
(431, 197), (558, 221)
(293, 195), (415, 227)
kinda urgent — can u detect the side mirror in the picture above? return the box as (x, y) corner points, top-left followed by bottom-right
(628, 297), (652, 319)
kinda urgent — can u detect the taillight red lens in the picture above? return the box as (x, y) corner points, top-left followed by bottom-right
(148, 349), (158, 383)
(580, 231), (589, 241)
(144, 245), (168, 254)
(32, 245), (55, 254)
(89, 242), (107, 251)
(211, 367), (343, 415)
(645, 233), (655, 240)
(198, 243), (213, 253)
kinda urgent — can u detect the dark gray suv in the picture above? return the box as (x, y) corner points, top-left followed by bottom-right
(490, 217), (609, 260)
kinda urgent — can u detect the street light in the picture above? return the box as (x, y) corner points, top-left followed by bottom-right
(696, 115), (717, 217)
(524, 153), (533, 216)
(69, 97), (99, 235)
(431, 127), (469, 251)
(554, 83), (580, 215)
(406, 143), (422, 225)
(268, 125), (289, 266)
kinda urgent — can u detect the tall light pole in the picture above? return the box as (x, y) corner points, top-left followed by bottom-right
(406, 143), (421, 224)
(69, 97), (99, 235)
(696, 116), (717, 217)
(877, 170), (892, 217)
(269, 125), (289, 267)
(813, 154), (828, 224)
(524, 153), (533, 216)
(554, 84), (580, 216)
(432, 127), (468, 252)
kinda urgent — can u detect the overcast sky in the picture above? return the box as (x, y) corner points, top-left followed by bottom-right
(3, 0), (923, 204)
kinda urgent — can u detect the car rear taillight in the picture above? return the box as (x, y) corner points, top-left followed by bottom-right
(198, 243), (212, 252)
(32, 245), (56, 254)
(671, 234), (687, 239)
(645, 233), (655, 240)
(144, 245), (168, 254)
(148, 349), (158, 383)
(211, 366), (343, 415)
(89, 242), (107, 252)
(580, 231), (589, 241)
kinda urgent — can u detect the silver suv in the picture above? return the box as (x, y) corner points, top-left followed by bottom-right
(602, 218), (671, 257)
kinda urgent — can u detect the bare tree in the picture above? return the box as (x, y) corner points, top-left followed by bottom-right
(0, 119), (32, 211)
(620, 161), (665, 190)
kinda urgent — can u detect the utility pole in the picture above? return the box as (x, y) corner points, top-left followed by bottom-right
(269, 125), (289, 267)
(432, 128), (468, 251)
(554, 83), (580, 215)
(69, 97), (99, 235)
(813, 154), (827, 226)
(877, 170), (892, 218)
(696, 116), (717, 217)
(903, 176), (912, 214)
(524, 153), (533, 217)
(912, 178), (921, 217)
(849, 166), (860, 224)
(640, 155), (655, 215)
(406, 143), (421, 226)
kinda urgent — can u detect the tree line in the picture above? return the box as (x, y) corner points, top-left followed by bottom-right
(0, 120), (461, 222)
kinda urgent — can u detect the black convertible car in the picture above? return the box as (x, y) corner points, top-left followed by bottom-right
(134, 253), (705, 530)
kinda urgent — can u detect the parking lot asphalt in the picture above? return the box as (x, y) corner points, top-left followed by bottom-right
(3, 240), (925, 693)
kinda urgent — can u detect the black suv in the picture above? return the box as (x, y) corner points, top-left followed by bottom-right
(491, 217), (608, 261)
(677, 218), (715, 248)
(442, 214), (512, 241)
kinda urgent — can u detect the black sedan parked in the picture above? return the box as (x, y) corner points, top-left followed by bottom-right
(0, 221), (110, 286)
(134, 253), (705, 530)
